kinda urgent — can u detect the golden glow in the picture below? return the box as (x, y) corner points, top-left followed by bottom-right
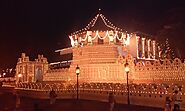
(76, 65), (80, 75)
(76, 69), (80, 74)
(125, 67), (130, 73)
(18, 74), (22, 78)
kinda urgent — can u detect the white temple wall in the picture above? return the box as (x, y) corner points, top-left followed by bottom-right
(128, 35), (137, 58)
(69, 63), (126, 83)
(43, 68), (69, 81)
(72, 45), (119, 66)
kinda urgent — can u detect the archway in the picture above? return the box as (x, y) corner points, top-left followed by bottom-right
(35, 66), (43, 82)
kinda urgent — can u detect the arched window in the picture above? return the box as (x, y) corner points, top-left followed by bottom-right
(35, 66), (43, 82)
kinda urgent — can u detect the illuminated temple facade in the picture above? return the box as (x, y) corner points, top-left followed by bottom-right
(15, 13), (185, 84)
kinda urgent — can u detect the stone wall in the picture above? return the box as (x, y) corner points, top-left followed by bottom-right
(16, 82), (185, 110)
(134, 58), (185, 83)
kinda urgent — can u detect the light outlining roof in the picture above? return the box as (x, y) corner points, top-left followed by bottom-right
(70, 9), (127, 36)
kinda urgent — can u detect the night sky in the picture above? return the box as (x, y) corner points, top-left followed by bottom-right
(0, 0), (185, 69)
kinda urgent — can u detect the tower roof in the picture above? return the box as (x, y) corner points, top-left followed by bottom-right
(70, 10), (126, 36)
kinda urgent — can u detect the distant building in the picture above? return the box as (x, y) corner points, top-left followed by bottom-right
(16, 53), (48, 83)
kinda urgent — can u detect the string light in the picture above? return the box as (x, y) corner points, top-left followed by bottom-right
(70, 11), (126, 36)
(69, 30), (131, 47)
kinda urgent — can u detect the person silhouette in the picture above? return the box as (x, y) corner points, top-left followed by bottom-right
(49, 89), (57, 104)
(164, 96), (172, 111)
(172, 90), (181, 111)
(108, 92), (115, 111)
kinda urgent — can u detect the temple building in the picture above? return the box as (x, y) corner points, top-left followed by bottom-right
(15, 12), (185, 84)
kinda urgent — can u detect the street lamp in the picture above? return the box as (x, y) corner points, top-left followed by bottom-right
(124, 62), (130, 105)
(3, 73), (6, 77)
(18, 74), (22, 82)
(76, 65), (80, 100)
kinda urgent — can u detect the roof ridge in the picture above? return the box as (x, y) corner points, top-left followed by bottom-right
(70, 10), (126, 36)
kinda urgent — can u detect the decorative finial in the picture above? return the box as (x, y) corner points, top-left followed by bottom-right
(98, 8), (101, 14)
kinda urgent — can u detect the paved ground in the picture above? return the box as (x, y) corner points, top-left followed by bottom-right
(18, 97), (164, 111)
(0, 92), (164, 111)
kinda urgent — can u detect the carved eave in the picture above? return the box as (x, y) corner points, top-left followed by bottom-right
(55, 47), (73, 55)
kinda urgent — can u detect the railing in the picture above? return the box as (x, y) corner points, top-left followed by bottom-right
(0, 77), (15, 82)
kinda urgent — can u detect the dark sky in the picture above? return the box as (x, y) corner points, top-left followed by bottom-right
(0, 0), (185, 68)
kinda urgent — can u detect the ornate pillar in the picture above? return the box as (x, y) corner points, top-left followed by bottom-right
(74, 35), (78, 46)
(69, 36), (75, 47)
(87, 31), (93, 45)
(136, 36), (140, 59)
(147, 39), (151, 59)
(87, 35), (92, 45)
(125, 34), (130, 46)
(142, 38), (145, 58)
(122, 33), (127, 45)
(152, 41), (156, 59)
(78, 37), (83, 46)
(109, 31), (114, 44)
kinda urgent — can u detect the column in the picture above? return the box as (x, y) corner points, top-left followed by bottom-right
(152, 41), (156, 59)
(87, 35), (92, 45)
(148, 39), (151, 59)
(142, 38), (145, 58)
(125, 34), (130, 46)
(74, 35), (78, 46)
(136, 36), (140, 59)
(109, 31), (114, 44)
